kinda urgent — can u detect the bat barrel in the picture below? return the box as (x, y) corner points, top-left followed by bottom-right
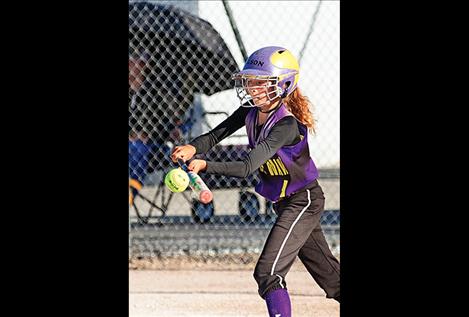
(199, 189), (213, 204)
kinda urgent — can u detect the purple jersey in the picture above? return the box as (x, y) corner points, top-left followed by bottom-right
(245, 103), (319, 202)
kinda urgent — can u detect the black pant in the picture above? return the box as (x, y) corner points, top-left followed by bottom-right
(253, 180), (340, 301)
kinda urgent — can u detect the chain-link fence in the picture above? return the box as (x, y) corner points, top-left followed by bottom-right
(129, 0), (340, 268)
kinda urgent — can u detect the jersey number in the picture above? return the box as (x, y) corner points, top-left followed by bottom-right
(280, 180), (289, 198)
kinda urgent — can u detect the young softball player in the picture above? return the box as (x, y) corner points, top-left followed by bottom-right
(171, 46), (340, 316)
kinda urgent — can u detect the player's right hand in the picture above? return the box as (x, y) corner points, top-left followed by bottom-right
(171, 144), (196, 163)
(187, 159), (207, 174)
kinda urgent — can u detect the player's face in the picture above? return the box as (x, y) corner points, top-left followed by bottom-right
(245, 79), (277, 106)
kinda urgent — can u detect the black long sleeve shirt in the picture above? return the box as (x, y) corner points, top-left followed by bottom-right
(189, 106), (301, 178)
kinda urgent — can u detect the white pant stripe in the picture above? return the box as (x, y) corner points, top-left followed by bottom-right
(270, 189), (311, 275)
(275, 274), (284, 288)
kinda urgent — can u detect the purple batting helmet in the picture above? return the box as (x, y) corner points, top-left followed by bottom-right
(232, 46), (300, 108)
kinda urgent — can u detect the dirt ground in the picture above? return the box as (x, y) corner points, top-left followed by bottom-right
(129, 262), (339, 317)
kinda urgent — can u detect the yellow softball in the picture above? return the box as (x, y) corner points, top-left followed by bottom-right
(164, 168), (190, 193)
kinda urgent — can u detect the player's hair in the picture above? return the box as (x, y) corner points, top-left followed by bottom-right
(283, 87), (316, 134)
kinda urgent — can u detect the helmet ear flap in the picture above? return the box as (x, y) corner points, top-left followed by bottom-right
(281, 81), (291, 98)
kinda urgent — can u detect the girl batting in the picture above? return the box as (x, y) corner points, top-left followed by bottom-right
(171, 46), (340, 317)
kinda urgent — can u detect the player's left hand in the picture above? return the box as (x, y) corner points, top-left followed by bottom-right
(188, 159), (207, 174)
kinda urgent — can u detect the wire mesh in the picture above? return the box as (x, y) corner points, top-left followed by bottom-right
(129, 0), (340, 267)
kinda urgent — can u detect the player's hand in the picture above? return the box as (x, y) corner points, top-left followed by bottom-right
(188, 159), (207, 174)
(171, 144), (196, 163)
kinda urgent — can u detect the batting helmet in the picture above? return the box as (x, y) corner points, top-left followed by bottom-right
(232, 46), (300, 108)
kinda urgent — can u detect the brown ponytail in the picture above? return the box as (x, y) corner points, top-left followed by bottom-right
(283, 87), (316, 134)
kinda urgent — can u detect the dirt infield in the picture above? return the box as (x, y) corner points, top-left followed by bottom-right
(130, 262), (339, 317)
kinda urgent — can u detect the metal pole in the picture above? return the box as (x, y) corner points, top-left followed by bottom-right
(222, 0), (248, 61)
(298, 0), (323, 64)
